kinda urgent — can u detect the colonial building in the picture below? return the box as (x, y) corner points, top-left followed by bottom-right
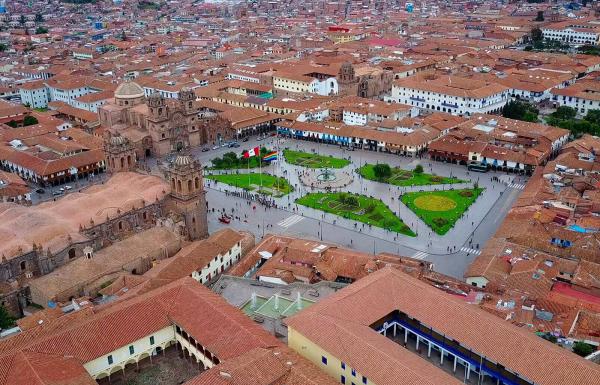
(99, 81), (235, 157)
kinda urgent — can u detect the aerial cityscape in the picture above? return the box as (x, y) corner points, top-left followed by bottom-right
(0, 0), (599, 384)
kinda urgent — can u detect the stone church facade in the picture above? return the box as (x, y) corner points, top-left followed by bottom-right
(98, 81), (235, 158)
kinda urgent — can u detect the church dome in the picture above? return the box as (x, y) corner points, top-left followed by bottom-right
(174, 155), (193, 166)
(115, 80), (145, 99)
(110, 135), (127, 146)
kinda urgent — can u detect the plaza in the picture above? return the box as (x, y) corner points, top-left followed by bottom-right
(191, 136), (526, 279)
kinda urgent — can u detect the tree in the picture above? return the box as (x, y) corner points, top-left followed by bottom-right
(0, 306), (15, 329)
(551, 106), (576, 121)
(35, 26), (48, 35)
(584, 109), (600, 125)
(413, 164), (424, 174)
(502, 100), (539, 122)
(6, 120), (17, 128)
(23, 116), (39, 126)
(373, 163), (392, 180)
(531, 27), (543, 43)
(0, 44), (6, 52)
(535, 11), (544, 22)
(572, 341), (595, 357)
(35, 13), (43, 23)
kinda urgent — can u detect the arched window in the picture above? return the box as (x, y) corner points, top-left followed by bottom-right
(127, 155), (131, 166)
(120, 157), (124, 169)
(187, 180), (192, 192)
(158, 108), (162, 115)
(20, 261), (26, 271)
(171, 178), (175, 190)
(177, 180), (182, 192)
(118, 221), (123, 230)
(194, 177), (199, 189)
(68, 248), (76, 259)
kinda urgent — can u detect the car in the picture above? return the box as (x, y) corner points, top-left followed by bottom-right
(218, 215), (231, 224)
(59, 187), (65, 192)
(36, 188), (45, 194)
(228, 142), (240, 148)
(269, 132), (276, 137)
(257, 136), (263, 141)
(201, 147), (210, 152)
(52, 191), (63, 196)
(64, 185), (72, 190)
(211, 145), (220, 150)
(242, 137), (249, 142)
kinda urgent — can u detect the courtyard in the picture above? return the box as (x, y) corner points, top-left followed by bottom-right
(283, 149), (350, 168)
(401, 188), (484, 235)
(296, 192), (415, 236)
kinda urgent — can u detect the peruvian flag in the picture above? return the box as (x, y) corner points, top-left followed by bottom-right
(243, 147), (259, 158)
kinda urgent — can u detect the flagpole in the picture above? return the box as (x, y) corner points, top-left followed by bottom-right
(259, 148), (263, 194)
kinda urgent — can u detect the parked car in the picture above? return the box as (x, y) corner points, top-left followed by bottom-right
(228, 142), (240, 148)
(53, 191), (63, 196)
(211, 145), (220, 150)
(242, 137), (249, 142)
(64, 185), (73, 190)
(36, 188), (45, 194)
(201, 147), (210, 152)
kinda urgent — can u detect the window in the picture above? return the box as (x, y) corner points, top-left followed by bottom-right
(129, 345), (135, 355)
(341, 362), (346, 370)
(341, 375), (346, 384)
(150, 336), (155, 345)
(351, 369), (356, 377)
(107, 355), (113, 365)
(362, 376), (367, 384)
(321, 356), (327, 365)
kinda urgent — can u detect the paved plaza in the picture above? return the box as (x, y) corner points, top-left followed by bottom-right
(192, 136), (526, 279)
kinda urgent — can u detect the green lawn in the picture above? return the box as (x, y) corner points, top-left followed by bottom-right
(358, 164), (465, 187)
(206, 173), (293, 197)
(296, 192), (415, 236)
(401, 188), (483, 235)
(283, 149), (350, 169)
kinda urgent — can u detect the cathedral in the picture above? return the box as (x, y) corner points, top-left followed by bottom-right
(98, 80), (235, 158)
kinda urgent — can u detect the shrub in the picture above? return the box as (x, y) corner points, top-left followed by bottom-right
(432, 217), (448, 228)
(373, 163), (392, 179)
(430, 175), (443, 183)
(413, 164), (424, 174)
(344, 195), (359, 207)
(573, 341), (595, 357)
(459, 190), (473, 197)
(365, 203), (376, 213)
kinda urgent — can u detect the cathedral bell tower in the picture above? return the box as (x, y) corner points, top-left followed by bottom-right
(104, 132), (136, 173)
(179, 87), (196, 115)
(165, 155), (208, 241)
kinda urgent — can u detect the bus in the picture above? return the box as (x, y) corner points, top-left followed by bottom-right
(467, 162), (489, 173)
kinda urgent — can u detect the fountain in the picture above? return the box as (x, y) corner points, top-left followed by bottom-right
(251, 292), (257, 309)
(317, 167), (336, 182)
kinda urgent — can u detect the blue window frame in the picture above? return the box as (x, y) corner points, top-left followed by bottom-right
(321, 356), (327, 365)
(351, 368), (356, 376)
(107, 355), (113, 365)
(129, 345), (134, 355)
(341, 375), (346, 384)
(341, 362), (346, 370)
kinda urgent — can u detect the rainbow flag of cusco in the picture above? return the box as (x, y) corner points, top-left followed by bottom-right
(263, 151), (278, 161)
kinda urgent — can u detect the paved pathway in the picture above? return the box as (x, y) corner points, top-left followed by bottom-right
(199, 136), (526, 279)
